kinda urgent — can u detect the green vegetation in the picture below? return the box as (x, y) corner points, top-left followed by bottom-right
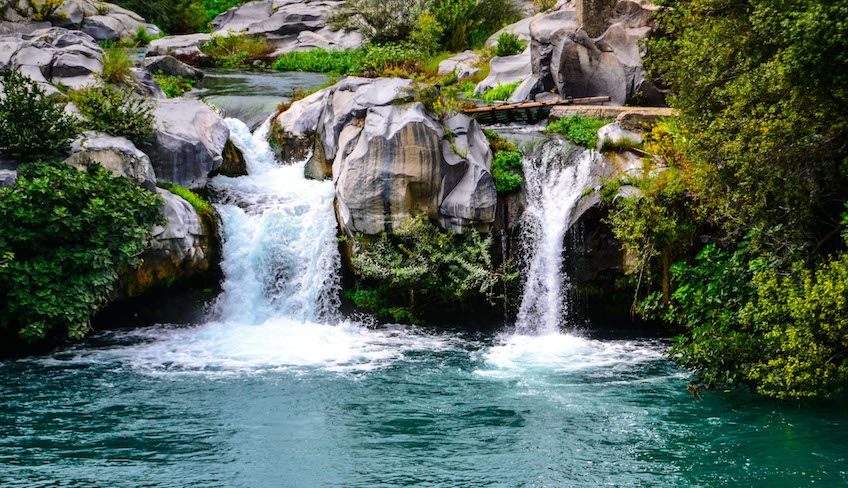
(100, 46), (134, 85)
(159, 183), (214, 221)
(154, 75), (197, 98)
(28, 0), (66, 22)
(0, 163), (162, 344)
(111, 0), (248, 34)
(0, 69), (80, 162)
(600, 0), (848, 399)
(348, 214), (516, 322)
(480, 81), (520, 102)
(484, 129), (523, 193)
(494, 32), (525, 57)
(201, 32), (274, 68)
(272, 45), (424, 77)
(70, 85), (156, 146)
(545, 115), (610, 148)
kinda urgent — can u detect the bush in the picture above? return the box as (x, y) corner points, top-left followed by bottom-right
(0, 163), (162, 343)
(330, 0), (428, 44)
(491, 150), (523, 193)
(350, 214), (516, 319)
(100, 47), (134, 85)
(0, 69), (80, 162)
(481, 81), (520, 102)
(533, 0), (556, 13)
(409, 11), (444, 54)
(433, 0), (521, 51)
(154, 75), (196, 98)
(545, 114), (609, 148)
(70, 85), (156, 146)
(29, 0), (66, 22)
(273, 45), (423, 77)
(495, 32), (525, 57)
(202, 32), (274, 67)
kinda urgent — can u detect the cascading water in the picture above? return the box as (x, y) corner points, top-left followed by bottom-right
(514, 139), (598, 334)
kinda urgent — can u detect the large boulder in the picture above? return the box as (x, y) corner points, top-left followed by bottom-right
(147, 34), (213, 67)
(142, 99), (236, 190)
(2, 0), (159, 41)
(272, 77), (497, 235)
(65, 132), (157, 191)
(474, 49), (532, 98)
(437, 51), (482, 79)
(119, 188), (216, 298)
(0, 27), (102, 93)
(143, 55), (204, 80)
(211, 0), (363, 54)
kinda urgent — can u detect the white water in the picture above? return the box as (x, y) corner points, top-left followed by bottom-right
(515, 139), (597, 335)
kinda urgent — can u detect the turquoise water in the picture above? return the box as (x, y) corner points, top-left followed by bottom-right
(1, 324), (846, 487)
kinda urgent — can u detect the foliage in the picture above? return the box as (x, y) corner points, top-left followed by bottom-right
(491, 150), (523, 193)
(111, 0), (209, 33)
(202, 32), (274, 67)
(545, 115), (609, 148)
(0, 163), (162, 343)
(409, 11), (444, 54)
(600, 137), (643, 153)
(159, 183), (214, 221)
(100, 47), (134, 85)
(132, 26), (158, 46)
(480, 81), (519, 102)
(533, 0), (557, 13)
(494, 32), (525, 57)
(331, 0), (429, 45)
(0, 69), (80, 162)
(154, 75), (196, 98)
(28, 0), (65, 22)
(273, 45), (424, 77)
(432, 0), (521, 51)
(349, 215), (516, 319)
(202, 0), (245, 19)
(70, 85), (156, 146)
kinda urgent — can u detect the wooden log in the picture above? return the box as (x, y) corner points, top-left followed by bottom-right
(462, 96), (611, 114)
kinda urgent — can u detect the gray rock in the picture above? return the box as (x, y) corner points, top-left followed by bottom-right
(147, 34), (213, 66)
(271, 86), (331, 162)
(5, 0), (159, 41)
(212, 0), (363, 54)
(474, 49), (532, 95)
(0, 169), (16, 188)
(142, 99), (231, 190)
(0, 27), (103, 91)
(131, 67), (166, 98)
(437, 50), (481, 79)
(596, 122), (642, 151)
(65, 132), (157, 190)
(143, 55), (204, 80)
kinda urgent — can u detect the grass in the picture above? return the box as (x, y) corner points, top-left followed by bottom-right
(601, 137), (644, 153)
(160, 183), (215, 221)
(480, 81), (520, 102)
(272, 45), (426, 77)
(100, 47), (133, 85)
(546, 114), (611, 148)
(154, 75), (197, 98)
(495, 32), (525, 57)
(202, 32), (275, 68)
(484, 129), (523, 193)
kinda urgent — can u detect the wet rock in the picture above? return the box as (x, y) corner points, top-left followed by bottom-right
(143, 55), (204, 80)
(65, 131), (157, 191)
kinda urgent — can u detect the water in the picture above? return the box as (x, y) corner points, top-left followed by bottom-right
(1, 99), (847, 487)
(516, 140), (599, 334)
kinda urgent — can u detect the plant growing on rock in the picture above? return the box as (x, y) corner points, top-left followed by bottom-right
(154, 75), (196, 98)
(28, 0), (66, 22)
(481, 81), (520, 102)
(203, 32), (275, 68)
(100, 46), (134, 85)
(545, 115), (609, 148)
(70, 85), (156, 146)
(494, 32), (525, 57)
(484, 129), (523, 193)
(0, 163), (162, 344)
(0, 69), (80, 162)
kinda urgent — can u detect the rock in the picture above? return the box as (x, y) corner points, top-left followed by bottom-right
(3, 0), (159, 41)
(215, 139), (248, 177)
(0, 170), (16, 188)
(270, 86), (330, 161)
(211, 0), (363, 54)
(485, 13), (541, 47)
(550, 104), (675, 121)
(437, 51), (481, 79)
(0, 27), (102, 92)
(119, 188), (215, 298)
(596, 122), (642, 150)
(142, 99), (233, 190)
(143, 55), (204, 80)
(131, 67), (166, 98)
(65, 131), (157, 190)
(147, 34), (213, 67)
(474, 49), (532, 95)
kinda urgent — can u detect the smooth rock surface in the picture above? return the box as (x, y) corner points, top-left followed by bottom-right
(2, 0), (159, 41)
(143, 55), (204, 80)
(147, 34), (213, 66)
(65, 132), (157, 190)
(438, 51), (482, 79)
(474, 49), (532, 95)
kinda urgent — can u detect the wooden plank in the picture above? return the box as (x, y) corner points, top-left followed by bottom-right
(462, 96), (611, 114)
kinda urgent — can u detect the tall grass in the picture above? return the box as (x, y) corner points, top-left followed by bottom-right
(100, 47), (133, 85)
(545, 115), (611, 148)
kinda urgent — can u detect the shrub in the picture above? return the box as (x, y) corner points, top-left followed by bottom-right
(154, 75), (196, 98)
(481, 81), (520, 102)
(533, 0), (556, 13)
(28, 0), (66, 22)
(0, 69), (80, 162)
(273, 49), (365, 74)
(70, 86), (156, 146)
(491, 150), (523, 193)
(100, 47), (134, 85)
(0, 163), (162, 343)
(433, 0), (521, 51)
(350, 214), (516, 318)
(409, 11), (444, 54)
(494, 32), (525, 57)
(330, 0), (429, 44)
(133, 26), (158, 46)
(202, 32), (274, 67)
(545, 114), (609, 148)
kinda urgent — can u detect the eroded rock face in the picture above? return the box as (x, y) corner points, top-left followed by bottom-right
(142, 99), (233, 190)
(1, 0), (159, 41)
(0, 27), (102, 94)
(65, 132), (157, 191)
(143, 55), (204, 80)
(211, 0), (363, 54)
(147, 34), (213, 66)
(272, 77), (497, 235)
(474, 49), (533, 98)
(438, 51), (481, 79)
(119, 188), (216, 298)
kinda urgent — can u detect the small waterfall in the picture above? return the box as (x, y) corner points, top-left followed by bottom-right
(515, 139), (597, 334)
(209, 118), (340, 324)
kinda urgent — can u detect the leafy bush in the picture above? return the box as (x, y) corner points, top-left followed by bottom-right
(491, 150), (523, 193)
(100, 47), (134, 85)
(495, 32), (525, 57)
(481, 81), (520, 102)
(132, 26), (158, 46)
(533, 0), (556, 13)
(202, 0), (245, 19)
(202, 32), (274, 67)
(28, 0), (66, 22)
(0, 163), (162, 343)
(349, 214), (516, 319)
(409, 11), (444, 54)
(545, 114), (609, 148)
(331, 0), (429, 44)
(0, 69), (80, 162)
(70, 86), (156, 146)
(154, 75), (196, 98)
(273, 45), (423, 77)
(433, 0), (521, 51)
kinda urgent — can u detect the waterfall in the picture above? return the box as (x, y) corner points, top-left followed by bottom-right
(209, 118), (341, 325)
(515, 139), (597, 335)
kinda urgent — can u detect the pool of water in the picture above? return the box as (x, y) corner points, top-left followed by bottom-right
(1, 323), (845, 487)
